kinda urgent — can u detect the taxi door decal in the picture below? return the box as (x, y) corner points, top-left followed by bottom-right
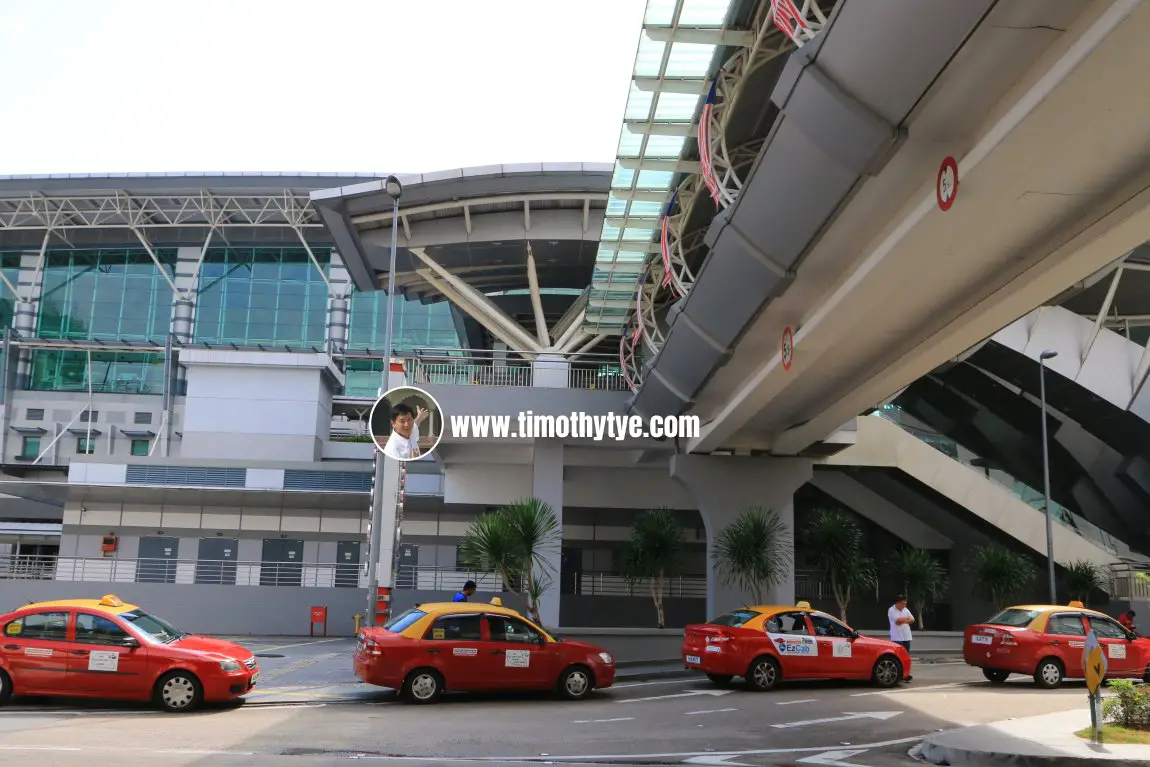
(452, 647), (477, 656)
(24, 647), (52, 658)
(505, 649), (531, 667)
(768, 633), (818, 656)
(88, 651), (120, 672)
(1109, 643), (1127, 660)
(832, 640), (852, 658)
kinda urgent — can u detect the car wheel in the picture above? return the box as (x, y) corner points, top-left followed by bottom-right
(1144, 664), (1150, 684)
(155, 670), (203, 713)
(557, 665), (594, 700)
(403, 668), (443, 704)
(983, 669), (1010, 684)
(706, 673), (733, 687)
(746, 656), (780, 692)
(1033, 658), (1063, 689)
(871, 655), (903, 688)
(0, 668), (11, 706)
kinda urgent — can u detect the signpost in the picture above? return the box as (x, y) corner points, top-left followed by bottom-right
(936, 156), (959, 211)
(1083, 629), (1108, 741)
(782, 326), (794, 371)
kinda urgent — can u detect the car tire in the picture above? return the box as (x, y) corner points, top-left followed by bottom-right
(983, 669), (1010, 684)
(1144, 664), (1150, 684)
(746, 656), (781, 692)
(1033, 658), (1063, 689)
(0, 668), (12, 706)
(706, 673), (734, 687)
(557, 665), (594, 701)
(871, 655), (903, 688)
(403, 668), (444, 704)
(154, 670), (203, 713)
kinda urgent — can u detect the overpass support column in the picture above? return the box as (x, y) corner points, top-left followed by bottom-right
(670, 454), (813, 617)
(532, 439), (564, 628)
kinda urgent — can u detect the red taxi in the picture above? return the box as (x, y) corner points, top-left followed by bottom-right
(683, 602), (911, 690)
(0, 595), (258, 712)
(354, 599), (616, 704)
(964, 601), (1150, 688)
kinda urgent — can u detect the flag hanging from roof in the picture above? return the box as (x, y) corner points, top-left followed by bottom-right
(660, 190), (679, 293)
(771, 0), (810, 43)
(698, 78), (721, 206)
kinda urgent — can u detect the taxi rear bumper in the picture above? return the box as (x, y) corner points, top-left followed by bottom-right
(354, 655), (404, 690)
(683, 648), (745, 676)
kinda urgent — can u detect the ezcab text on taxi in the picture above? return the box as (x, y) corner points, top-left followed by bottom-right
(355, 598), (615, 704)
(682, 602), (911, 690)
(964, 601), (1150, 688)
(0, 594), (258, 712)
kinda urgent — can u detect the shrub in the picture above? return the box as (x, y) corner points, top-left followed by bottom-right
(1103, 680), (1150, 729)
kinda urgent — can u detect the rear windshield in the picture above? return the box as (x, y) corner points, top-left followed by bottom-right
(985, 608), (1040, 628)
(383, 609), (426, 633)
(709, 610), (761, 628)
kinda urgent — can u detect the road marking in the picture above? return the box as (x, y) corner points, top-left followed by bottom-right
(0, 746), (84, 752)
(684, 756), (752, 766)
(798, 749), (870, 766)
(771, 711), (902, 729)
(851, 682), (966, 696)
(246, 637), (346, 653)
(571, 717), (635, 724)
(617, 690), (733, 704)
(613, 678), (697, 689)
(776, 698), (817, 705)
(685, 707), (737, 716)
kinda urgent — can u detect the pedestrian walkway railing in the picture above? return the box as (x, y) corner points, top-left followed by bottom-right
(871, 408), (1125, 557)
(395, 566), (707, 598)
(403, 349), (627, 391)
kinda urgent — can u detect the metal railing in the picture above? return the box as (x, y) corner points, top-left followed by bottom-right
(794, 569), (883, 603)
(0, 554), (366, 589)
(395, 566), (707, 598)
(405, 349), (625, 391)
(1110, 563), (1150, 601)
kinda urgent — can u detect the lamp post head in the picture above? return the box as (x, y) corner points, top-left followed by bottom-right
(385, 175), (403, 200)
(1040, 350), (1059, 361)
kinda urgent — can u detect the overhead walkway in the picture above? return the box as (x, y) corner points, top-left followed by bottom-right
(825, 413), (1137, 581)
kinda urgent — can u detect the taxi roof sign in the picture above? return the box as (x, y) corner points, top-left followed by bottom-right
(1068, 600), (1085, 608)
(490, 597), (503, 606)
(98, 594), (124, 607)
(795, 601), (812, 610)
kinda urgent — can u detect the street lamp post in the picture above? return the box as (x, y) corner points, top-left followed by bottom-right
(365, 175), (403, 626)
(1039, 349), (1059, 604)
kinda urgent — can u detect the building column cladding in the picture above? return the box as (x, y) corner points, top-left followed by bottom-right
(327, 297), (350, 356)
(14, 252), (46, 389)
(532, 439), (564, 628)
(171, 247), (203, 391)
(670, 454), (813, 618)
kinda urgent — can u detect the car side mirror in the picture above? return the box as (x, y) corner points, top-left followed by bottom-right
(121, 636), (139, 648)
(851, 630), (860, 640)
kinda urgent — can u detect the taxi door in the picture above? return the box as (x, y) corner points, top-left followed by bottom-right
(1086, 615), (1137, 676)
(764, 611), (820, 677)
(0, 610), (72, 693)
(807, 613), (866, 678)
(478, 614), (555, 688)
(66, 611), (151, 698)
(1043, 612), (1088, 677)
(421, 613), (484, 689)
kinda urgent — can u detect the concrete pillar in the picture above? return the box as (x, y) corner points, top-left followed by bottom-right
(327, 297), (350, 356)
(532, 439), (564, 628)
(170, 247), (203, 392)
(670, 454), (813, 618)
(14, 251), (46, 389)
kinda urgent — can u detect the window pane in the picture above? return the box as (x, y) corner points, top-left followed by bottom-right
(130, 439), (151, 456)
(1048, 614), (1086, 636)
(20, 436), (40, 458)
(12, 611), (68, 640)
(75, 613), (128, 645)
(488, 616), (540, 643)
(1088, 616), (1127, 639)
(426, 615), (482, 641)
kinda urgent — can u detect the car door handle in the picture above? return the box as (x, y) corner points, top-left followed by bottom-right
(71, 650), (90, 656)
(1050, 640), (1061, 646)
(427, 649), (440, 655)
(492, 649), (505, 655)
(2, 644), (17, 651)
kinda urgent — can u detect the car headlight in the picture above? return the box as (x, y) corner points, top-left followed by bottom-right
(598, 652), (613, 665)
(219, 660), (242, 673)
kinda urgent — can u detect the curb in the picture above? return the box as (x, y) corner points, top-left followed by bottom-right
(915, 738), (1150, 767)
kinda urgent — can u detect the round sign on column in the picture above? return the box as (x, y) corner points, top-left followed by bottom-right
(937, 156), (959, 211)
(781, 326), (794, 371)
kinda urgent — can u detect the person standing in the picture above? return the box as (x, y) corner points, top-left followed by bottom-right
(453, 581), (476, 603)
(1119, 609), (1137, 634)
(889, 594), (915, 681)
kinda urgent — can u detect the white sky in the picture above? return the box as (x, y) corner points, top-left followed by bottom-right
(0, 0), (647, 175)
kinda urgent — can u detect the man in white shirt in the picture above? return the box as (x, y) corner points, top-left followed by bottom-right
(380, 403), (429, 461)
(888, 594), (915, 681)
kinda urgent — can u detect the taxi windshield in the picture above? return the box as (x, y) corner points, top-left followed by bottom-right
(986, 608), (1040, 628)
(383, 608), (426, 633)
(120, 610), (186, 643)
(709, 609), (761, 628)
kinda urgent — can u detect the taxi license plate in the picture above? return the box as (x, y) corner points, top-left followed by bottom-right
(971, 635), (992, 645)
(686, 655), (701, 664)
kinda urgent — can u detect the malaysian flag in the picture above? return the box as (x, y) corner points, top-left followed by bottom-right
(772, 0), (809, 43)
(660, 191), (679, 292)
(698, 78), (721, 206)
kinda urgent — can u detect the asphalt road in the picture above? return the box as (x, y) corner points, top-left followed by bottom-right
(0, 654), (1090, 767)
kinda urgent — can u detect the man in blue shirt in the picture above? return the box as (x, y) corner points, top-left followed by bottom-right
(453, 581), (476, 602)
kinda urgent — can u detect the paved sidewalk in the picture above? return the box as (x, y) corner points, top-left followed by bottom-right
(916, 709), (1150, 766)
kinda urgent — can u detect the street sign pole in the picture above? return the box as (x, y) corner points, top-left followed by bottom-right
(1083, 629), (1107, 742)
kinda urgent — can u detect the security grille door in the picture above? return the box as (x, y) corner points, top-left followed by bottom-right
(195, 538), (238, 585)
(136, 536), (179, 584)
(260, 539), (304, 587)
(396, 543), (418, 589)
(335, 541), (361, 588)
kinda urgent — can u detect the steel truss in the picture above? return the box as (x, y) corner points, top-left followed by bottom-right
(621, 0), (830, 391)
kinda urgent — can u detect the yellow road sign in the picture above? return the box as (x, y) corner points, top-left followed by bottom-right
(1083, 630), (1108, 694)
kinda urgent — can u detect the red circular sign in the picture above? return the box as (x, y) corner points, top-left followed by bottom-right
(781, 326), (794, 371)
(937, 156), (959, 211)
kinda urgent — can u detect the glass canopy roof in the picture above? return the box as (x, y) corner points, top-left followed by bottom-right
(584, 0), (737, 334)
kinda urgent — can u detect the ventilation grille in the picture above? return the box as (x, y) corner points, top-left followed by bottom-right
(283, 470), (372, 493)
(125, 465), (247, 487)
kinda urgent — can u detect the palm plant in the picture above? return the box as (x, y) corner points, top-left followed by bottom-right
(711, 506), (792, 605)
(459, 497), (560, 624)
(618, 508), (685, 628)
(1062, 559), (1105, 605)
(802, 508), (876, 623)
(965, 544), (1037, 609)
(888, 547), (949, 629)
